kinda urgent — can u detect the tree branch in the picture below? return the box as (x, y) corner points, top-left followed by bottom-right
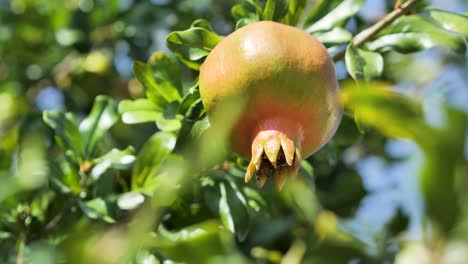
(332, 0), (421, 61)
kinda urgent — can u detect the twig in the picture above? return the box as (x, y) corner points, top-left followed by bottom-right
(42, 210), (65, 235)
(332, 0), (421, 61)
(16, 232), (26, 264)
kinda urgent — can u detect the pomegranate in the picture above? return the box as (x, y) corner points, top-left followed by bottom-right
(199, 21), (342, 189)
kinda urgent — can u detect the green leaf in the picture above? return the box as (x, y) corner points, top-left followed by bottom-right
(15, 130), (49, 190)
(365, 15), (466, 54)
(191, 19), (216, 32)
(282, 179), (320, 221)
(231, 2), (260, 21)
(30, 191), (55, 222)
(156, 115), (183, 132)
(420, 8), (468, 38)
(345, 45), (384, 81)
(235, 17), (259, 29)
(242, 186), (268, 212)
(91, 146), (136, 179)
(300, 159), (314, 178)
(0, 231), (12, 240)
(341, 84), (430, 141)
(176, 111), (208, 151)
(43, 111), (83, 159)
(420, 106), (467, 233)
(79, 95), (119, 159)
(263, 0), (289, 21)
(152, 220), (235, 263)
(219, 183), (234, 233)
(155, 102), (184, 132)
(135, 250), (159, 264)
(117, 192), (145, 210)
(118, 99), (162, 124)
(232, 1), (260, 29)
(78, 198), (115, 223)
(132, 132), (177, 190)
(344, 84), (467, 233)
(166, 27), (223, 70)
(303, 0), (341, 27)
(190, 117), (211, 139)
(219, 181), (251, 241)
(305, 0), (365, 33)
(133, 61), (181, 106)
(178, 80), (204, 119)
(245, 0), (263, 14)
(148, 51), (183, 98)
(313, 27), (353, 46)
(283, 0), (306, 26)
(144, 155), (185, 202)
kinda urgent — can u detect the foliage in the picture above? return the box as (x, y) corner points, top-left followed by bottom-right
(1, 0), (468, 263)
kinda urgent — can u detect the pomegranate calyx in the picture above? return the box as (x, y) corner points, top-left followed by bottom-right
(244, 130), (301, 190)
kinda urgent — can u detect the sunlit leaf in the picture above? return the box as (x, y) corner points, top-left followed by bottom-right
(78, 198), (115, 223)
(365, 14), (466, 54)
(231, 1), (260, 22)
(303, 0), (341, 27)
(166, 27), (223, 70)
(300, 160), (314, 178)
(117, 192), (145, 210)
(156, 115), (183, 132)
(191, 19), (216, 32)
(0, 231), (11, 240)
(133, 61), (181, 106)
(147, 51), (183, 97)
(30, 191), (55, 223)
(135, 250), (158, 264)
(190, 116), (211, 139)
(16, 131), (49, 190)
(420, 8), (468, 38)
(43, 111), (83, 159)
(345, 45), (384, 81)
(132, 132), (177, 190)
(151, 220), (236, 263)
(235, 17), (258, 29)
(305, 0), (365, 33)
(263, 0), (289, 21)
(91, 146), (136, 180)
(118, 99), (162, 124)
(79, 95), (119, 159)
(341, 84), (430, 140)
(283, 0), (306, 26)
(313, 27), (352, 46)
(219, 180), (251, 241)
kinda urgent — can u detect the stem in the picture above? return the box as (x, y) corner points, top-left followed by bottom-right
(42, 210), (65, 235)
(332, 0), (421, 61)
(79, 169), (88, 191)
(16, 232), (26, 264)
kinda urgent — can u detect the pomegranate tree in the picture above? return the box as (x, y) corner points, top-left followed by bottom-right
(199, 21), (342, 189)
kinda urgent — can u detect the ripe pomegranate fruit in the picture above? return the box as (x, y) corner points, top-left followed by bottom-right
(199, 21), (342, 189)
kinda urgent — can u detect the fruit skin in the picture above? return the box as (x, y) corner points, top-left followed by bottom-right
(199, 21), (342, 189)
